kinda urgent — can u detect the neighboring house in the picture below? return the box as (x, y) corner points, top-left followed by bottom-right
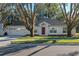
(0, 17), (76, 36)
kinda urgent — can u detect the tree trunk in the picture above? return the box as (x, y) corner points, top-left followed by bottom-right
(30, 20), (35, 37)
(67, 27), (72, 37)
(30, 27), (34, 37)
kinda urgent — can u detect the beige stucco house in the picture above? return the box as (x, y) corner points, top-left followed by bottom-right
(0, 17), (76, 36)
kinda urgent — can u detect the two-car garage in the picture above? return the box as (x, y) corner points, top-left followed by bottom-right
(5, 26), (30, 36)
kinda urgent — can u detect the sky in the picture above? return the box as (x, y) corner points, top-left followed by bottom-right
(66, 3), (70, 12)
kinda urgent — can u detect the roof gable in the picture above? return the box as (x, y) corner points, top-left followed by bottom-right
(35, 17), (65, 26)
(39, 21), (50, 26)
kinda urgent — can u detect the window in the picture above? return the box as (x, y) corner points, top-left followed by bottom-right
(50, 28), (57, 33)
(63, 28), (67, 33)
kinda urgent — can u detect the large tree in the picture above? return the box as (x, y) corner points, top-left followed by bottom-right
(0, 3), (11, 30)
(15, 3), (61, 37)
(60, 3), (79, 37)
(16, 3), (42, 37)
(0, 3), (59, 37)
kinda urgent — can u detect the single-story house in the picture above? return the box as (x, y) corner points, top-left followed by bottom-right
(0, 17), (76, 36)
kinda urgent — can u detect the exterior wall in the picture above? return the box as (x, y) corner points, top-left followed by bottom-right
(37, 22), (76, 36)
(6, 25), (76, 36)
(38, 22), (49, 35)
(0, 23), (5, 36)
(6, 26), (40, 36)
(0, 22), (76, 36)
(48, 25), (76, 35)
(71, 27), (76, 35)
(34, 26), (39, 35)
(0, 30), (5, 36)
(38, 22), (68, 36)
(6, 26), (30, 36)
(48, 25), (67, 35)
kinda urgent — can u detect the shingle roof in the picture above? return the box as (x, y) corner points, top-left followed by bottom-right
(10, 20), (24, 26)
(35, 17), (65, 26)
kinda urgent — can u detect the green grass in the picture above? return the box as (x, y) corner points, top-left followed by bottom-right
(11, 36), (55, 44)
(18, 36), (54, 39)
(56, 39), (79, 44)
(11, 39), (54, 44)
(15, 36), (79, 40)
(11, 36), (79, 44)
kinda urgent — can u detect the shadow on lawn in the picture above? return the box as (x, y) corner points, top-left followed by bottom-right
(0, 44), (37, 56)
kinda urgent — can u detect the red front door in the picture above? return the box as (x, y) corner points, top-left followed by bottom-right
(42, 27), (45, 35)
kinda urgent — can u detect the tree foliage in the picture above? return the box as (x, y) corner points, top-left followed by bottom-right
(15, 3), (43, 37)
(60, 3), (79, 37)
(37, 3), (60, 18)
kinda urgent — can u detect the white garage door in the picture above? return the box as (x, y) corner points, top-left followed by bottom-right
(6, 26), (30, 36)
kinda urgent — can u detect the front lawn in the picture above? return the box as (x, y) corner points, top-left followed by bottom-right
(11, 36), (54, 44)
(11, 36), (79, 44)
(12, 36), (79, 39)
(56, 40), (79, 44)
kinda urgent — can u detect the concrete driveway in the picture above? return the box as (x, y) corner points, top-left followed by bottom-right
(0, 36), (21, 47)
(0, 41), (11, 47)
(0, 36), (21, 40)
